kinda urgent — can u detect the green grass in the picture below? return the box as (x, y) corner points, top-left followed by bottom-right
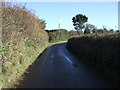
(1, 41), (48, 88)
(49, 40), (67, 43)
(0, 43), (8, 53)
(49, 41), (67, 47)
(2, 40), (66, 88)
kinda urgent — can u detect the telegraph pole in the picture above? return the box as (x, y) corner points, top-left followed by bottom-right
(115, 26), (116, 31)
(58, 23), (60, 34)
(118, 1), (120, 30)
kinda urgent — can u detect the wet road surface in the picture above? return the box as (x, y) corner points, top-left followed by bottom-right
(18, 43), (117, 88)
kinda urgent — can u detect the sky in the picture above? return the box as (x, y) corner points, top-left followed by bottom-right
(13, 2), (118, 30)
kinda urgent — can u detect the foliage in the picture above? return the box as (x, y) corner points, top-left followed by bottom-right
(72, 14), (88, 30)
(40, 19), (46, 29)
(109, 29), (114, 32)
(84, 25), (90, 34)
(1, 2), (48, 88)
(26, 40), (37, 48)
(86, 23), (96, 32)
(46, 29), (84, 42)
(0, 44), (8, 53)
(66, 33), (120, 85)
(116, 30), (120, 32)
(92, 29), (110, 34)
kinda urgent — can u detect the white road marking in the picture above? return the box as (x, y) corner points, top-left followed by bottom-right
(64, 56), (72, 64)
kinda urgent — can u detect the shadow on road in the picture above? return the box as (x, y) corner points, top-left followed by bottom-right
(15, 46), (49, 88)
(16, 43), (66, 88)
(15, 43), (118, 88)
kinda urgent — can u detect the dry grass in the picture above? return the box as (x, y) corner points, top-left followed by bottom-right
(1, 2), (48, 88)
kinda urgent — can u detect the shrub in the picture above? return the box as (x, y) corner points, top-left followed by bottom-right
(1, 2), (48, 88)
(46, 29), (83, 42)
(84, 26), (90, 34)
(66, 33), (120, 85)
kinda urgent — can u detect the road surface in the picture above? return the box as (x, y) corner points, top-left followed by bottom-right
(18, 43), (117, 88)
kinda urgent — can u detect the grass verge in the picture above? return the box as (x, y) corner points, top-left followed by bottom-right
(1, 42), (48, 88)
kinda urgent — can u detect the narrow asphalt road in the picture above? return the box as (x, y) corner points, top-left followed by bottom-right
(18, 43), (117, 88)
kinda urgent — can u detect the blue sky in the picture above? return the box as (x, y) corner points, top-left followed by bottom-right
(18, 2), (118, 30)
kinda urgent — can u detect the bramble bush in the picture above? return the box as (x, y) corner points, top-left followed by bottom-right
(1, 2), (48, 88)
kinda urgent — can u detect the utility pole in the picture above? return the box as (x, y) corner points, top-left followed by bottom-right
(118, 1), (120, 30)
(115, 26), (116, 31)
(58, 23), (60, 34)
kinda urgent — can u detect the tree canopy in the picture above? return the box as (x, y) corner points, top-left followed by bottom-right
(72, 14), (88, 30)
